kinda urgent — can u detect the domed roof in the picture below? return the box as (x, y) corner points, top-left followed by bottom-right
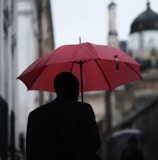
(130, 2), (158, 34)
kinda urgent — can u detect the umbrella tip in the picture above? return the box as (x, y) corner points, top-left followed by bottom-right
(79, 36), (81, 43)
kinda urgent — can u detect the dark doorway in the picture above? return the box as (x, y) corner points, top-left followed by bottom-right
(0, 96), (8, 160)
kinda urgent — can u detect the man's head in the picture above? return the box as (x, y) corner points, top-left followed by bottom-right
(54, 72), (79, 100)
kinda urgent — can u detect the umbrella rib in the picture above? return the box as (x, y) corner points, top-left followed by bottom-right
(125, 62), (142, 80)
(95, 60), (112, 90)
(70, 62), (74, 72)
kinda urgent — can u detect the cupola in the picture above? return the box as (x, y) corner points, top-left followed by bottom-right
(130, 1), (158, 34)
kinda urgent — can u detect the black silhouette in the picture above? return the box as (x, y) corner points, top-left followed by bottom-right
(120, 136), (144, 160)
(26, 72), (101, 160)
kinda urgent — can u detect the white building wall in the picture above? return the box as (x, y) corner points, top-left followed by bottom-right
(15, 0), (39, 149)
(128, 30), (158, 54)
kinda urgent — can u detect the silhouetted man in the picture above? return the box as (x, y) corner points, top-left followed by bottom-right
(26, 72), (101, 160)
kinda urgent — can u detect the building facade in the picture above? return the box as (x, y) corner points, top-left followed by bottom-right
(126, 1), (158, 117)
(106, 1), (158, 128)
(0, 0), (54, 159)
(0, 0), (17, 159)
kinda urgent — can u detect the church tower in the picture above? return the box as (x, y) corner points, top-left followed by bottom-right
(108, 0), (119, 48)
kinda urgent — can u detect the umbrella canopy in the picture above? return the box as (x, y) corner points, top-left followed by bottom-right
(110, 129), (143, 149)
(107, 129), (144, 160)
(17, 42), (141, 95)
(111, 129), (141, 137)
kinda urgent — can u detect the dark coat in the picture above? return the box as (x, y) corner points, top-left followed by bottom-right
(26, 98), (101, 160)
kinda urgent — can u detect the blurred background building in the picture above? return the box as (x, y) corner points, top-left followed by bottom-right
(105, 1), (158, 160)
(0, 0), (54, 159)
(81, 1), (158, 160)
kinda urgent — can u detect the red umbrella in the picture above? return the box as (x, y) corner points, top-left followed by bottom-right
(17, 42), (141, 101)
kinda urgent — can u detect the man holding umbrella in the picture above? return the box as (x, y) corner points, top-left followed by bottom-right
(18, 42), (141, 160)
(26, 72), (101, 160)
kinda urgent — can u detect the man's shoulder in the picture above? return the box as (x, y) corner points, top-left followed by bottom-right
(29, 101), (92, 117)
(29, 101), (53, 116)
(76, 101), (91, 107)
(76, 102), (95, 115)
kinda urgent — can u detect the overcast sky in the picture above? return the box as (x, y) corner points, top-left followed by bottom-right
(51, 0), (158, 48)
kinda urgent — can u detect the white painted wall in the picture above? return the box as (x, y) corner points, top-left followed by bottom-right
(15, 0), (39, 149)
(128, 30), (158, 52)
